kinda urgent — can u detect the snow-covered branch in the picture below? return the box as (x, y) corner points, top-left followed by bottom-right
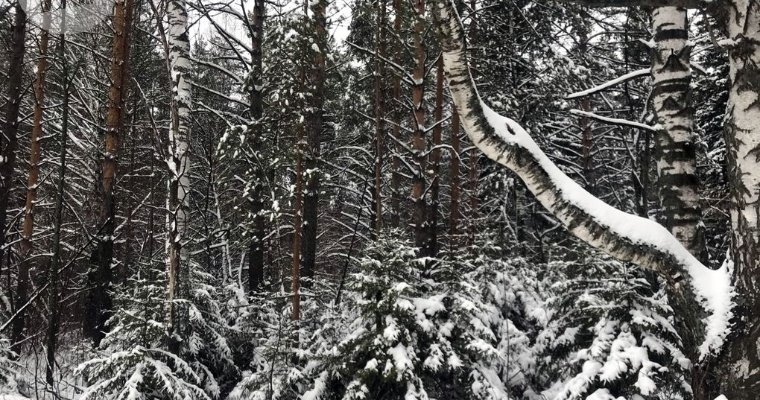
(569, 109), (655, 132)
(432, 0), (732, 359)
(565, 68), (649, 99)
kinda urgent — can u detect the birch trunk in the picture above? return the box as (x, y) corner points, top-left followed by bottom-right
(166, 0), (192, 352)
(432, 0), (731, 383)
(651, 7), (705, 260)
(714, 1), (760, 397)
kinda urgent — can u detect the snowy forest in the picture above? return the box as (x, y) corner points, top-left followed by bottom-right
(0, 0), (758, 398)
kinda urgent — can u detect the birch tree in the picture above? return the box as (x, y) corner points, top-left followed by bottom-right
(166, 0), (192, 352)
(431, 0), (743, 397)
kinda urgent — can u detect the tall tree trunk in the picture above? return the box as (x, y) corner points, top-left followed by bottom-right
(449, 107), (461, 244)
(714, 1), (760, 397)
(466, 0), (479, 245)
(651, 7), (704, 260)
(411, 0), (429, 255)
(371, 0), (386, 237)
(85, 0), (135, 346)
(651, 8), (709, 397)
(0, 1), (27, 289)
(300, 0), (326, 285)
(12, 0), (40, 354)
(429, 56), (444, 256)
(248, 0), (265, 294)
(389, 0), (403, 226)
(166, 0), (192, 354)
(47, 12), (71, 391)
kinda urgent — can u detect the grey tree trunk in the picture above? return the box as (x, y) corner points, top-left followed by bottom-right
(0, 2), (27, 312)
(248, 0), (265, 294)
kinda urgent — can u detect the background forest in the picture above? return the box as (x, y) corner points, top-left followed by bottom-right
(0, 0), (739, 399)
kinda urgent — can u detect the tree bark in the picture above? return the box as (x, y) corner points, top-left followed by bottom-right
(166, 0), (192, 353)
(714, 1), (760, 397)
(300, 0), (326, 285)
(466, 0), (479, 245)
(449, 107), (461, 244)
(248, 0), (266, 294)
(390, 0), (403, 226)
(47, 11), (71, 390)
(10, 0), (35, 355)
(0, 1), (27, 297)
(651, 7), (705, 260)
(429, 56), (444, 256)
(85, 0), (135, 346)
(371, 0), (387, 237)
(411, 0), (429, 256)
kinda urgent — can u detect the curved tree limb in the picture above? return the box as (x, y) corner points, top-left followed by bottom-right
(432, 0), (732, 359)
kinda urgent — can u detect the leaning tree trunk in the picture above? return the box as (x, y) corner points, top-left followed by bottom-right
(0, 1), (27, 287)
(85, 0), (135, 346)
(300, 0), (326, 286)
(11, 0), (38, 355)
(248, 0), (265, 294)
(165, 0), (192, 354)
(432, 0), (731, 374)
(714, 1), (760, 397)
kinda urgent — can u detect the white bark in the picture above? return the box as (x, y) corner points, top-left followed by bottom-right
(166, 0), (192, 343)
(650, 7), (703, 258)
(432, 0), (732, 359)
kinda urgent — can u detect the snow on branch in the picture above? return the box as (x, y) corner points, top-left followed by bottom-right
(432, 0), (733, 359)
(566, 68), (649, 99)
(570, 109), (655, 132)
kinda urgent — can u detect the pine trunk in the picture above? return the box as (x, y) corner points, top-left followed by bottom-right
(11, 0), (39, 354)
(248, 0), (265, 294)
(300, 0), (326, 285)
(429, 57), (444, 256)
(411, 0), (429, 255)
(0, 2), (27, 294)
(371, 0), (386, 237)
(85, 0), (135, 345)
(449, 107), (461, 244)
(47, 15), (71, 390)
(390, 0), (403, 225)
